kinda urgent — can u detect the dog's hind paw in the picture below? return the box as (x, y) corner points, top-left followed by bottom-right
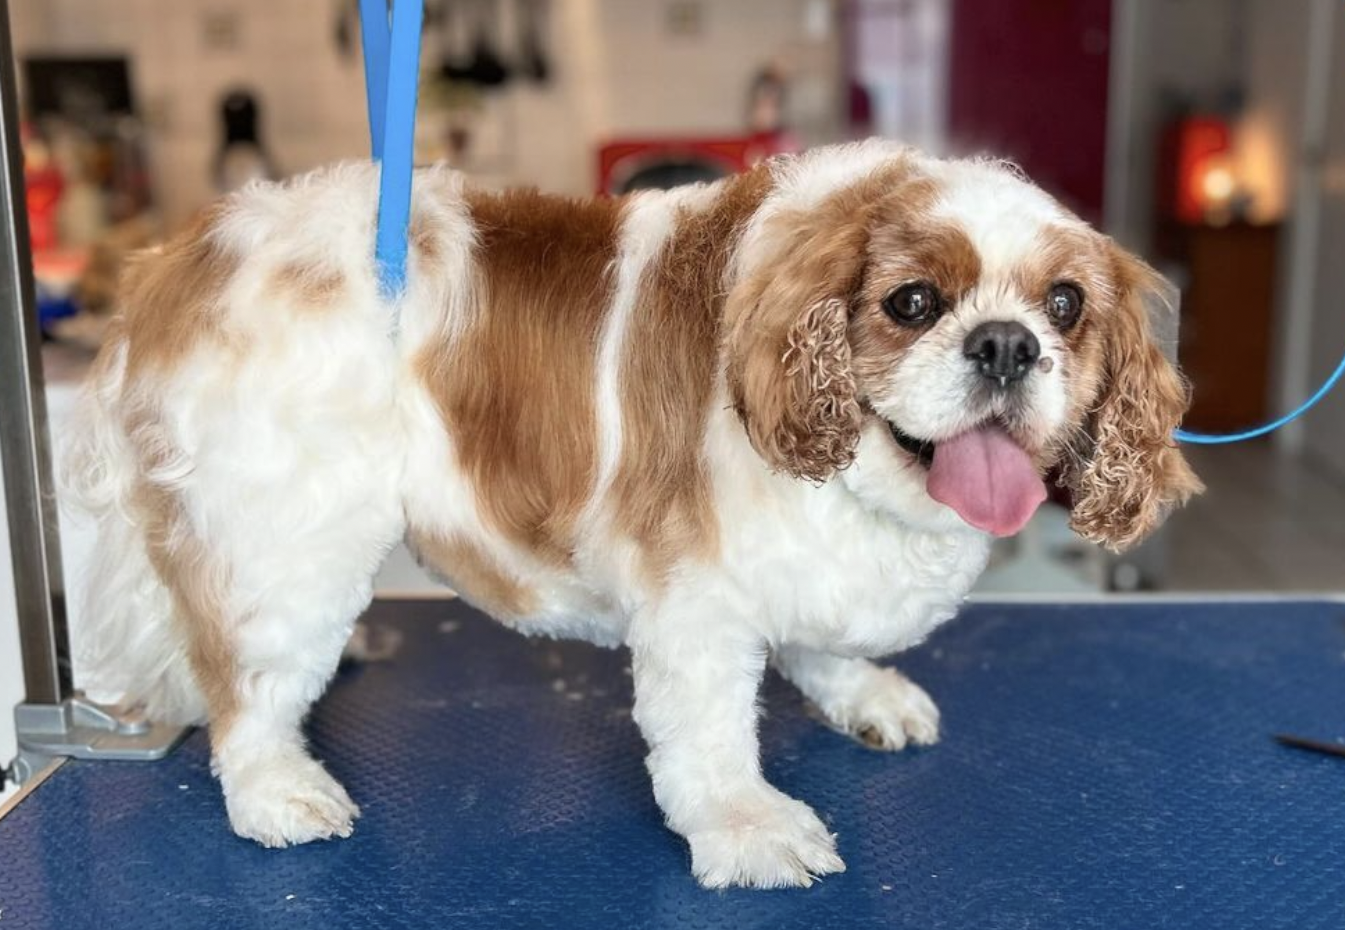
(687, 791), (845, 889)
(223, 754), (361, 848)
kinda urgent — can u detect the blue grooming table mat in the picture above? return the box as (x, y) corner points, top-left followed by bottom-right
(3, 599), (1344, 929)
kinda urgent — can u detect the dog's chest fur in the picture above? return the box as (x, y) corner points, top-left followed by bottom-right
(692, 406), (993, 657)
(714, 490), (990, 657)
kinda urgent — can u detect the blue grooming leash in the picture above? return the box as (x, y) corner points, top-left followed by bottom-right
(1174, 349), (1345, 444)
(359, 0), (423, 301)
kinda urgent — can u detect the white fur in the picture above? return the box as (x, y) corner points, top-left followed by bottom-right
(775, 645), (942, 750)
(66, 146), (1102, 885)
(732, 138), (909, 285)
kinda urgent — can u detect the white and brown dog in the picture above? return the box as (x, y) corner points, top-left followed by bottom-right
(65, 140), (1201, 888)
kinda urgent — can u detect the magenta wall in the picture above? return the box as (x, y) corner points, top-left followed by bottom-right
(946, 0), (1113, 224)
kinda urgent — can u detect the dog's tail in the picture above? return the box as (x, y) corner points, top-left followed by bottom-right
(61, 334), (207, 725)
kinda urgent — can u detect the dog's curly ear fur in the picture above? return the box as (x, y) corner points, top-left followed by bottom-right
(1062, 248), (1203, 551)
(724, 202), (870, 482)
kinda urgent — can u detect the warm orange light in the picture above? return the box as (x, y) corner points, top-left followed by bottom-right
(1199, 160), (1236, 205)
(1163, 116), (1232, 224)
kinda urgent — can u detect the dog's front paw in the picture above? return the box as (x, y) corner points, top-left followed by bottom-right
(687, 791), (845, 889)
(222, 754), (361, 848)
(841, 667), (941, 751)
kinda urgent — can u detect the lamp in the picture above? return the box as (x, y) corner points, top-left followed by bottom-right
(1161, 115), (1234, 225)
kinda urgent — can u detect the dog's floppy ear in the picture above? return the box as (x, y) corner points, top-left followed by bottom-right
(723, 200), (870, 482)
(1062, 248), (1203, 550)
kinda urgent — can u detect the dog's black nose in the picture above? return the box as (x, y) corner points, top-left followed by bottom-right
(963, 321), (1040, 387)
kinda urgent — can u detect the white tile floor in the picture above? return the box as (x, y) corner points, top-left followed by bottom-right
(1165, 443), (1345, 592)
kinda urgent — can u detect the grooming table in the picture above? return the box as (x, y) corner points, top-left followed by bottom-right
(2, 599), (1343, 929)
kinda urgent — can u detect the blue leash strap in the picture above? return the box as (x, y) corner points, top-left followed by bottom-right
(359, 0), (423, 301)
(1175, 349), (1345, 444)
(358, 0), (390, 159)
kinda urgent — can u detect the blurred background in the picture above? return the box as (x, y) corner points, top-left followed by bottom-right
(8, 0), (1345, 598)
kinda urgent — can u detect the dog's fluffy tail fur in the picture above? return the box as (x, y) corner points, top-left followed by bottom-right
(61, 338), (207, 725)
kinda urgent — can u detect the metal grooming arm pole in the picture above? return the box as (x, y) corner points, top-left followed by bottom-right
(0, 0), (186, 784)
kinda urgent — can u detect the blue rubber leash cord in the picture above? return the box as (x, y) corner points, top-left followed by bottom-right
(359, 0), (423, 301)
(1174, 349), (1345, 444)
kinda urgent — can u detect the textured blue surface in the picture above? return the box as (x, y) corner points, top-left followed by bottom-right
(3, 599), (1345, 929)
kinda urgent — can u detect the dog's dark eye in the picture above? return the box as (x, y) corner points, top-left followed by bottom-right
(882, 282), (942, 326)
(1046, 283), (1084, 330)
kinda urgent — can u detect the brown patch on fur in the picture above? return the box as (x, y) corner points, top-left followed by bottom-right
(1060, 247), (1203, 550)
(865, 188), (983, 300)
(850, 193), (983, 389)
(270, 261), (346, 308)
(123, 409), (239, 738)
(608, 168), (775, 578)
(724, 158), (921, 481)
(111, 211), (249, 733)
(409, 212), (442, 268)
(120, 204), (242, 379)
(407, 528), (538, 618)
(1012, 227), (1099, 301)
(144, 492), (239, 741)
(1012, 226), (1114, 352)
(416, 188), (622, 564)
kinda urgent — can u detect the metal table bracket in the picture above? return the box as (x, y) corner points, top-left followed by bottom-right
(12, 697), (190, 783)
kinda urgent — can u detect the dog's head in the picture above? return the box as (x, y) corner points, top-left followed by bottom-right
(725, 150), (1202, 551)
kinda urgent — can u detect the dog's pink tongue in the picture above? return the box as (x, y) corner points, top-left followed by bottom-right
(927, 424), (1046, 537)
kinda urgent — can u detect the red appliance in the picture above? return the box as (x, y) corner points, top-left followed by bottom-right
(597, 132), (797, 196)
(1158, 116), (1233, 225)
(21, 123), (64, 252)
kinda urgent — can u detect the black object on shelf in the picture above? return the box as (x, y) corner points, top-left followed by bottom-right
(213, 89), (277, 193)
(23, 56), (135, 120)
(517, 0), (550, 83)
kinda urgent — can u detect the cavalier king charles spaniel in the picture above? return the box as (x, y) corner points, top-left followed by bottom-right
(66, 140), (1201, 888)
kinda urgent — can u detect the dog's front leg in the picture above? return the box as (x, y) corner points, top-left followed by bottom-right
(629, 598), (845, 889)
(774, 645), (940, 751)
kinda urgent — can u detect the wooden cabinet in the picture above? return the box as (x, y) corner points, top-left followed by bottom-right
(1160, 223), (1281, 433)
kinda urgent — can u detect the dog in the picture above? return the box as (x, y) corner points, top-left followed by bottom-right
(64, 140), (1201, 889)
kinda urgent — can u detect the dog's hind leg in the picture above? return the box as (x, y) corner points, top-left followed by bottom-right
(206, 368), (407, 846)
(129, 327), (409, 847)
(147, 399), (405, 847)
(773, 645), (940, 751)
(178, 443), (403, 847)
(206, 581), (387, 847)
